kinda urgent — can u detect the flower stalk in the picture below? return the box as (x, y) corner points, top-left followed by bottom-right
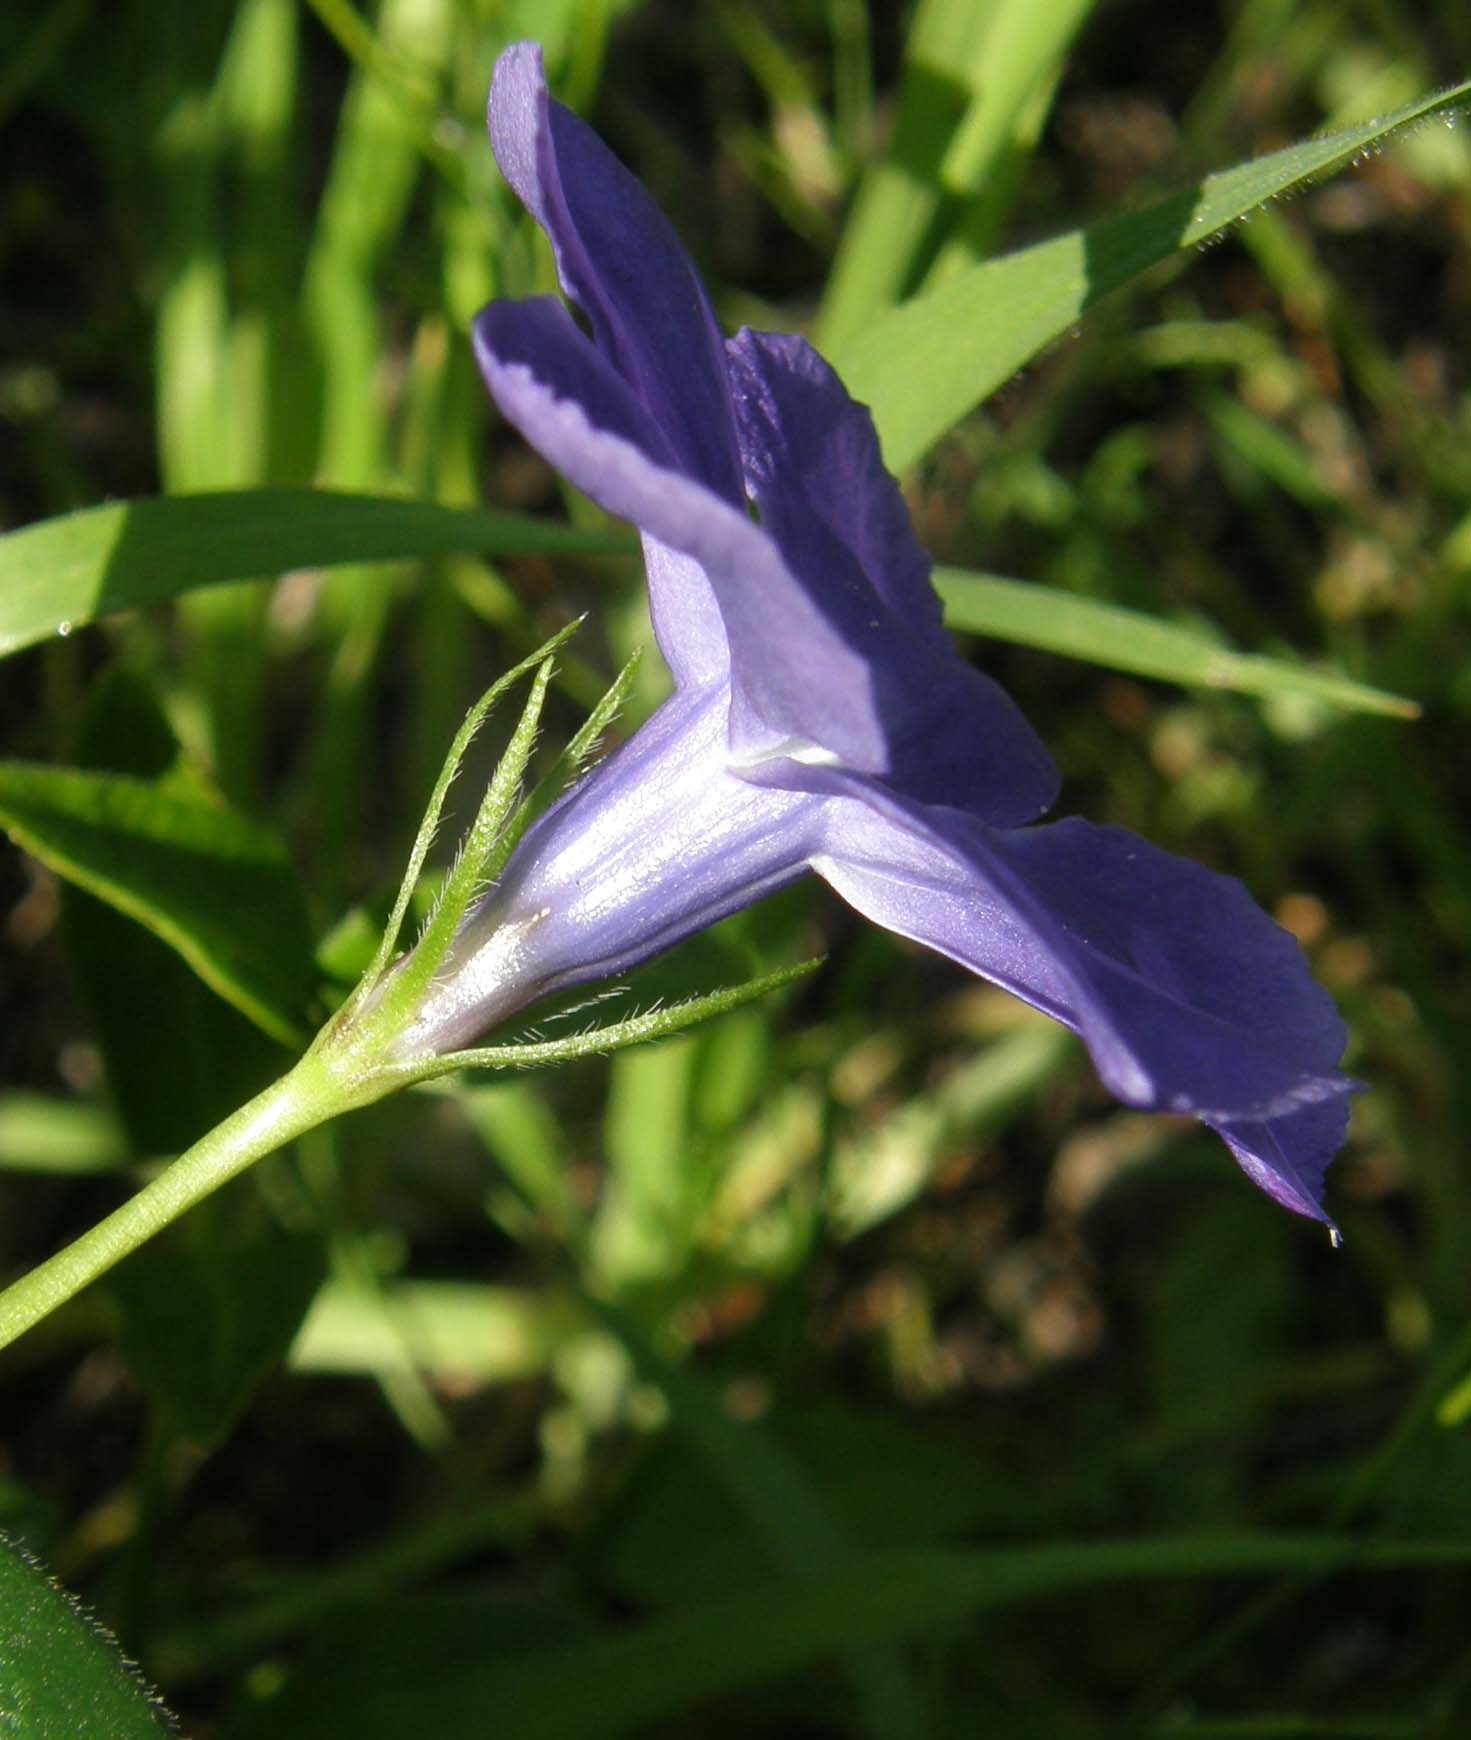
(0, 638), (817, 1352)
(0, 1055), (362, 1352)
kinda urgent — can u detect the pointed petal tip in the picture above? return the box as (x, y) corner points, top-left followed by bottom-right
(1207, 1092), (1351, 1229)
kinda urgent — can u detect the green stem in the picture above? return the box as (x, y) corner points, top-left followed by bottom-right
(0, 1055), (337, 1352)
(0, 643), (601, 1353)
(0, 643), (815, 1353)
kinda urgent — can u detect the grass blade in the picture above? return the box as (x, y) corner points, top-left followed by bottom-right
(934, 568), (1419, 717)
(838, 77), (1471, 472)
(0, 490), (628, 660)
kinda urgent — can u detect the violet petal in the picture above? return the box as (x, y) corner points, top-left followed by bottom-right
(473, 301), (943, 779)
(474, 297), (732, 687)
(402, 688), (819, 1056)
(487, 42), (745, 505)
(727, 328), (1059, 824)
(474, 301), (1057, 826)
(811, 787), (1350, 1218)
(1205, 1100), (1351, 1228)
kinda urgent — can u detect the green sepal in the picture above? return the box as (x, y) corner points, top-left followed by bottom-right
(482, 647), (642, 886)
(397, 958), (822, 1085)
(365, 620), (583, 986)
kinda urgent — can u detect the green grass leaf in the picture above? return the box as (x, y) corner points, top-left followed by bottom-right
(603, 1315), (923, 1736)
(235, 1536), (1469, 1740)
(839, 77), (1471, 472)
(0, 490), (631, 660)
(935, 568), (1419, 717)
(0, 762), (316, 1045)
(816, 0), (1096, 353)
(0, 1535), (175, 1738)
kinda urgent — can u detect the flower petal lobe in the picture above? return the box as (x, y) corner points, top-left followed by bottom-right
(487, 42), (744, 504)
(812, 793), (1351, 1217)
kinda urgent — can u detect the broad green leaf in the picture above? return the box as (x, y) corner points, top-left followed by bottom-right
(56, 665), (291, 1152)
(0, 490), (629, 660)
(0, 762), (316, 1045)
(839, 77), (1471, 472)
(934, 568), (1419, 717)
(0, 1535), (175, 1739)
(64, 879), (288, 1152)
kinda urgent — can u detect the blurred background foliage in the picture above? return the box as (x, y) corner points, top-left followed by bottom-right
(2, 0), (1470, 1734)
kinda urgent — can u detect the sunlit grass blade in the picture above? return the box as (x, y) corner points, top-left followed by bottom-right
(817, 0), (993, 355)
(289, 1277), (576, 1383)
(306, 0), (455, 481)
(158, 1), (299, 800)
(838, 76), (1471, 472)
(302, 0), (463, 191)
(816, 0), (1095, 353)
(215, 0), (303, 483)
(828, 1021), (1073, 1237)
(0, 1093), (127, 1177)
(596, 1040), (698, 1288)
(934, 568), (1420, 717)
(917, 0), (1095, 285)
(0, 490), (630, 660)
(290, 0), (463, 891)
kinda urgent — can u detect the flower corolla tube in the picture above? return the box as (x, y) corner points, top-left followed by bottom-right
(404, 41), (1354, 1226)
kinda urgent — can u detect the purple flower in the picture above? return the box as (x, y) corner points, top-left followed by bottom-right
(404, 41), (1353, 1226)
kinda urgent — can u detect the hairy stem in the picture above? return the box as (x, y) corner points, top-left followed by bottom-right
(0, 1058), (337, 1352)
